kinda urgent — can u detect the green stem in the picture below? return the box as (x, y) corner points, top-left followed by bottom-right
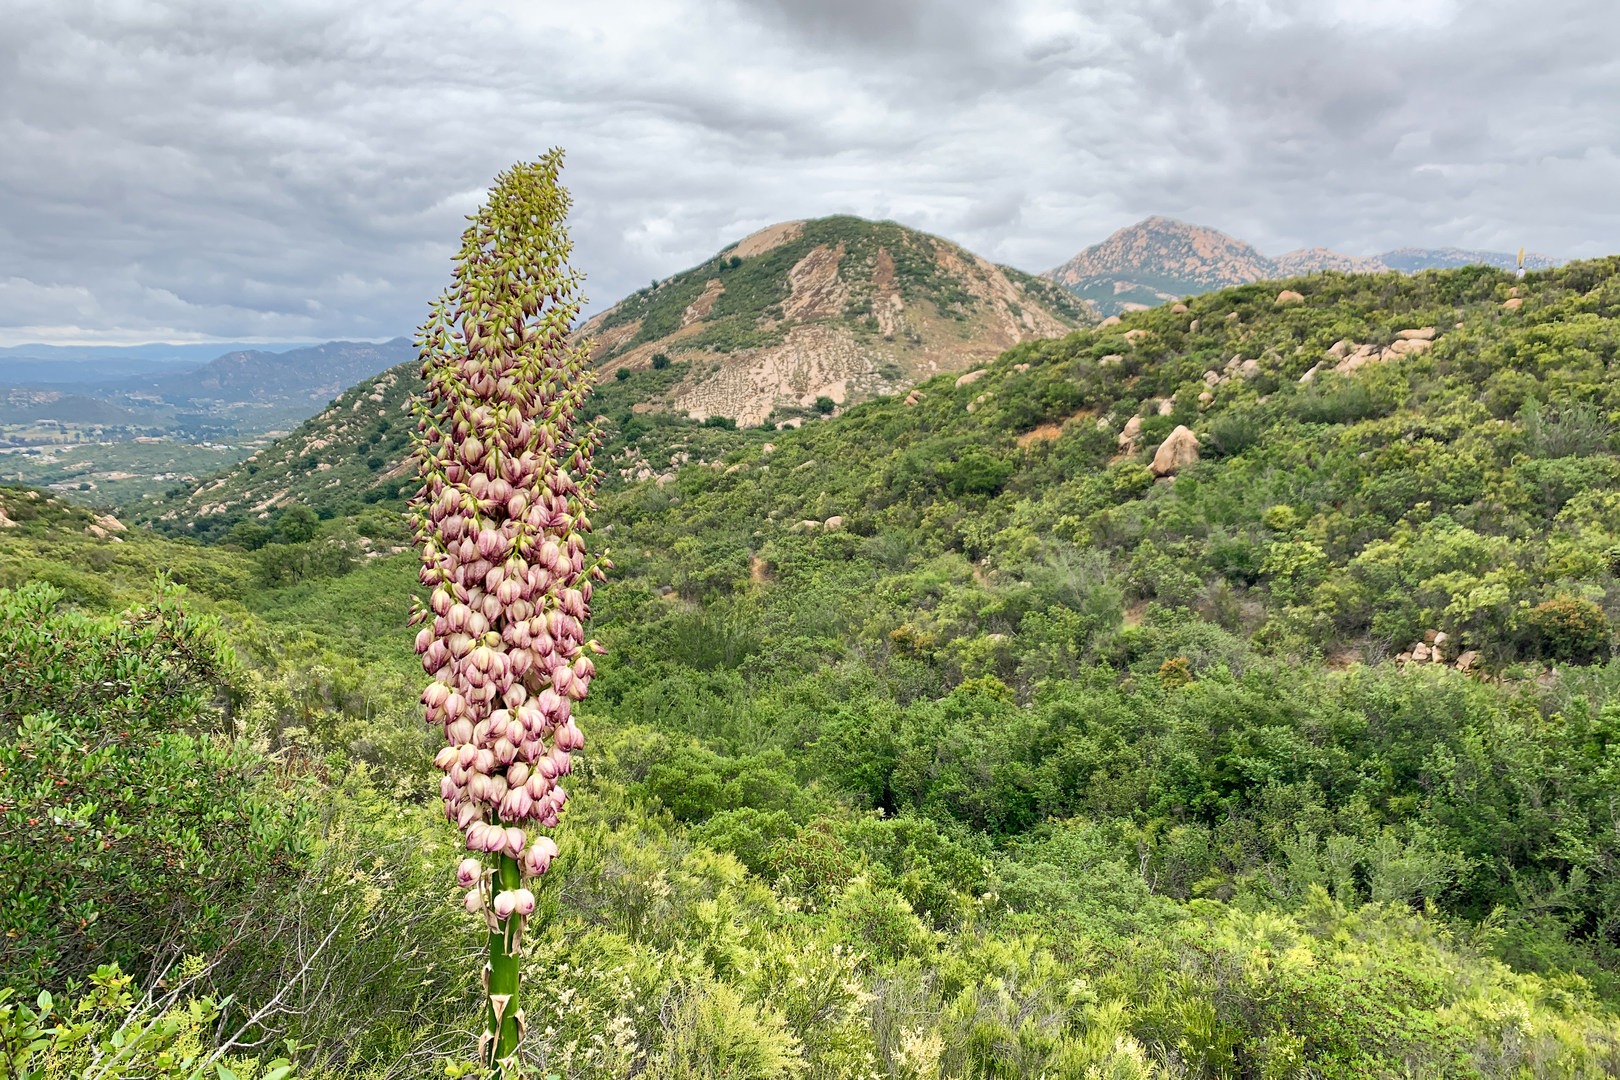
(486, 848), (522, 1077)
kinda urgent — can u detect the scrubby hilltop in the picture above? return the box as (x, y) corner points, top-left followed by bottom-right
(579, 215), (1090, 425)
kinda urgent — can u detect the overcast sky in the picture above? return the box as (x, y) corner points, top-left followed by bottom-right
(2, 0), (1616, 345)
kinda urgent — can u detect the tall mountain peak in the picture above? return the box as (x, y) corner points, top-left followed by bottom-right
(578, 214), (1090, 426)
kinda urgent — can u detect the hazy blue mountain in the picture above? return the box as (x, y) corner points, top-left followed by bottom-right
(115, 338), (415, 405)
(0, 342), (301, 385)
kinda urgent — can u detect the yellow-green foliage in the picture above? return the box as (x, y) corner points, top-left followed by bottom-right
(14, 260), (1620, 1077)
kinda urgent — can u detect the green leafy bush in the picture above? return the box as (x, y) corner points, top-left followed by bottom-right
(0, 581), (307, 986)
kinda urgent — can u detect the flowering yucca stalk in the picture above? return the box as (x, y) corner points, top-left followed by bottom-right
(409, 149), (608, 1078)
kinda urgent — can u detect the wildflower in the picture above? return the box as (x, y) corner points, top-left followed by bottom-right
(409, 150), (610, 1077)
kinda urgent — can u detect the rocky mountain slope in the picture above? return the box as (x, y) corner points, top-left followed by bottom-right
(1047, 217), (1560, 315)
(578, 215), (1090, 426)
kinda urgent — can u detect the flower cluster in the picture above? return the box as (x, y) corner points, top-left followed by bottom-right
(409, 154), (608, 928)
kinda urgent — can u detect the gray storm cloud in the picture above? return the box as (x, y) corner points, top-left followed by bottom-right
(1, 0), (1615, 344)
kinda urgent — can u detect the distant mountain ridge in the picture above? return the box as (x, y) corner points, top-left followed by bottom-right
(1046, 217), (1560, 314)
(0, 338), (415, 437)
(115, 338), (414, 405)
(0, 341), (300, 386)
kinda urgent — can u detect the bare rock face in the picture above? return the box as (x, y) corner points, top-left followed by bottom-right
(1118, 414), (1143, 453)
(1503, 297), (1524, 310)
(1099, 315), (1123, 328)
(1150, 425), (1200, 476)
(1276, 289), (1305, 305)
(823, 515), (844, 531)
(955, 368), (989, 388)
(1397, 326), (1437, 341)
(1386, 337), (1433, 357)
(1171, 302), (1189, 314)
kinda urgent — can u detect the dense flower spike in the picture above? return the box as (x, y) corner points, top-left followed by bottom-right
(409, 150), (608, 1079)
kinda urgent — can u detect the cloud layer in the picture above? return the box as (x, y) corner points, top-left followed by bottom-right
(2, 0), (1616, 344)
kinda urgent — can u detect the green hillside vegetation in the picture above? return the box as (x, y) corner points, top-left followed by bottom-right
(139, 356), (769, 540)
(10, 258), (1620, 1076)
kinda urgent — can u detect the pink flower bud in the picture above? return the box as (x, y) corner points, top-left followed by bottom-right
(448, 603), (471, 632)
(537, 687), (566, 721)
(465, 889), (484, 913)
(434, 746), (457, 770)
(478, 529), (508, 561)
(504, 826), (527, 857)
(457, 858), (482, 888)
(492, 890), (517, 919)
(423, 682), (451, 710)
(508, 761), (531, 787)
(447, 718), (474, 745)
(513, 888), (536, 916)
(500, 788), (532, 820)
(415, 626), (433, 654)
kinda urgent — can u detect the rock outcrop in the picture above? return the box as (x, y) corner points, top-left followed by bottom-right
(1150, 425), (1200, 477)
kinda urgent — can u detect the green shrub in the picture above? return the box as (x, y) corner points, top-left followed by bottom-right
(1527, 595), (1611, 662)
(0, 582), (307, 985)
